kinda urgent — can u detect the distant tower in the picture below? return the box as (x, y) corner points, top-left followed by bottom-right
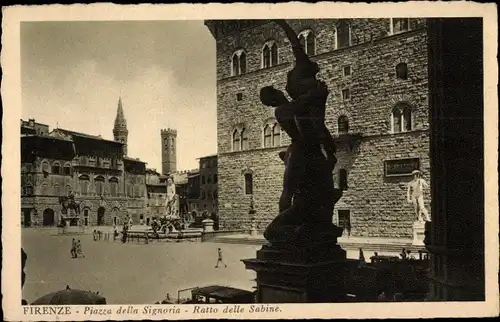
(161, 128), (177, 175)
(113, 97), (128, 155)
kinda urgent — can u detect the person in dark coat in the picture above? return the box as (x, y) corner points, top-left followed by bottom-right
(22, 248), (28, 305)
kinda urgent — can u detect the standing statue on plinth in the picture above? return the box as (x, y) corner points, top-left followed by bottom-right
(165, 176), (179, 219)
(407, 170), (430, 222)
(259, 19), (342, 242)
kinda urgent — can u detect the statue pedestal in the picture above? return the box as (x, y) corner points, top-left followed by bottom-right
(412, 221), (426, 246)
(202, 219), (214, 233)
(242, 223), (351, 303)
(249, 226), (258, 237)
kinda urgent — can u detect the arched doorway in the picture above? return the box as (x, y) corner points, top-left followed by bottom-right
(97, 207), (105, 226)
(42, 209), (55, 226)
(23, 210), (32, 227)
(83, 208), (89, 226)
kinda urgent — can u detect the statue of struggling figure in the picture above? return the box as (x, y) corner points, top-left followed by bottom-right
(260, 19), (338, 213)
(259, 19), (342, 241)
(407, 170), (430, 222)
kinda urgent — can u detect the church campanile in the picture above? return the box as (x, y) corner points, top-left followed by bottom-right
(113, 97), (128, 155)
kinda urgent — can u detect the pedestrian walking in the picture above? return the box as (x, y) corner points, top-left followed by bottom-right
(76, 240), (85, 258)
(70, 238), (77, 258)
(215, 248), (227, 268)
(358, 248), (366, 268)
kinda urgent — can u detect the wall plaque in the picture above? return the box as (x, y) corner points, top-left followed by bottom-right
(384, 158), (420, 177)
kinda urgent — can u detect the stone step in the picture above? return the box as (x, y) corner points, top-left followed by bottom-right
(207, 236), (426, 253)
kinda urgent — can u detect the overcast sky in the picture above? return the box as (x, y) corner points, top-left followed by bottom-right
(21, 20), (216, 171)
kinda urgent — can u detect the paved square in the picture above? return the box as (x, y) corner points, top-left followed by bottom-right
(22, 229), (259, 304)
(22, 229), (367, 304)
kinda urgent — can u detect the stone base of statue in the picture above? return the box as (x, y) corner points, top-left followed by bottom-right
(202, 219), (214, 233)
(412, 220), (426, 246)
(249, 225), (258, 237)
(242, 222), (352, 303)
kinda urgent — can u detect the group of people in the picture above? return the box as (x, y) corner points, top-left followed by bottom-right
(70, 238), (84, 258)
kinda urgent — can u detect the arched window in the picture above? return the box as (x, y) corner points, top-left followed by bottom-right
(339, 169), (348, 190)
(95, 176), (105, 195)
(79, 175), (90, 195)
(232, 129), (241, 152)
(338, 116), (349, 134)
(263, 124), (273, 147)
(391, 103), (412, 133)
(391, 18), (410, 35)
(53, 184), (61, 196)
(239, 52), (247, 74)
(262, 40), (278, 68)
(264, 120), (281, 147)
(298, 29), (315, 55)
(396, 63), (408, 80)
(109, 177), (118, 197)
(272, 123), (281, 147)
(244, 173), (253, 195)
(52, 162), (61, 174)
(231, 49), (247, 76)
(63, 163), (71, 175)
(336, 20), (351, 49)
(42, 161), (49, 173)
(241, 128), (249, 150)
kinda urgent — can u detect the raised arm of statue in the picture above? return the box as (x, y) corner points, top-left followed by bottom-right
(421, 179), (429, 189)
(272, 19), (310, 66)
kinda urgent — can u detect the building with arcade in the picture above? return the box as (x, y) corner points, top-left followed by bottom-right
(21, 98), (147, 227)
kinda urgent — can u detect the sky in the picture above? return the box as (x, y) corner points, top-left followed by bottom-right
(21, 20), (216, 171)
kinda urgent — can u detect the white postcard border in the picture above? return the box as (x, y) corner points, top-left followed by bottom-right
(2, 2), (498, 320)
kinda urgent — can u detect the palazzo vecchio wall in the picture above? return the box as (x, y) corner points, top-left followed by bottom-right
(205, 19), (430, 238)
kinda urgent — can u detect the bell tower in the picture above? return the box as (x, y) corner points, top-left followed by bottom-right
(113, 97), (128, 155)
(161, 128), (177, 175)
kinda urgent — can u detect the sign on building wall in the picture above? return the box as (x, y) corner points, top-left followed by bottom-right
(384, 158), (420, 177)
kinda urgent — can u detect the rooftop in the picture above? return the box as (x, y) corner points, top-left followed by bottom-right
(123, 156), (147, 164)
(192, 285), (253, 300)
(52, 128), (123, 144)
(197, 153), (218, 160)
(21, 133), (73, 143)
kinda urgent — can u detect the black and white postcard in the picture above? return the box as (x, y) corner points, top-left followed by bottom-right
(1, 2), (498, 320)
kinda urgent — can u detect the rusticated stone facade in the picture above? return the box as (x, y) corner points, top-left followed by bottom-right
(206, 18), (431, 238)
